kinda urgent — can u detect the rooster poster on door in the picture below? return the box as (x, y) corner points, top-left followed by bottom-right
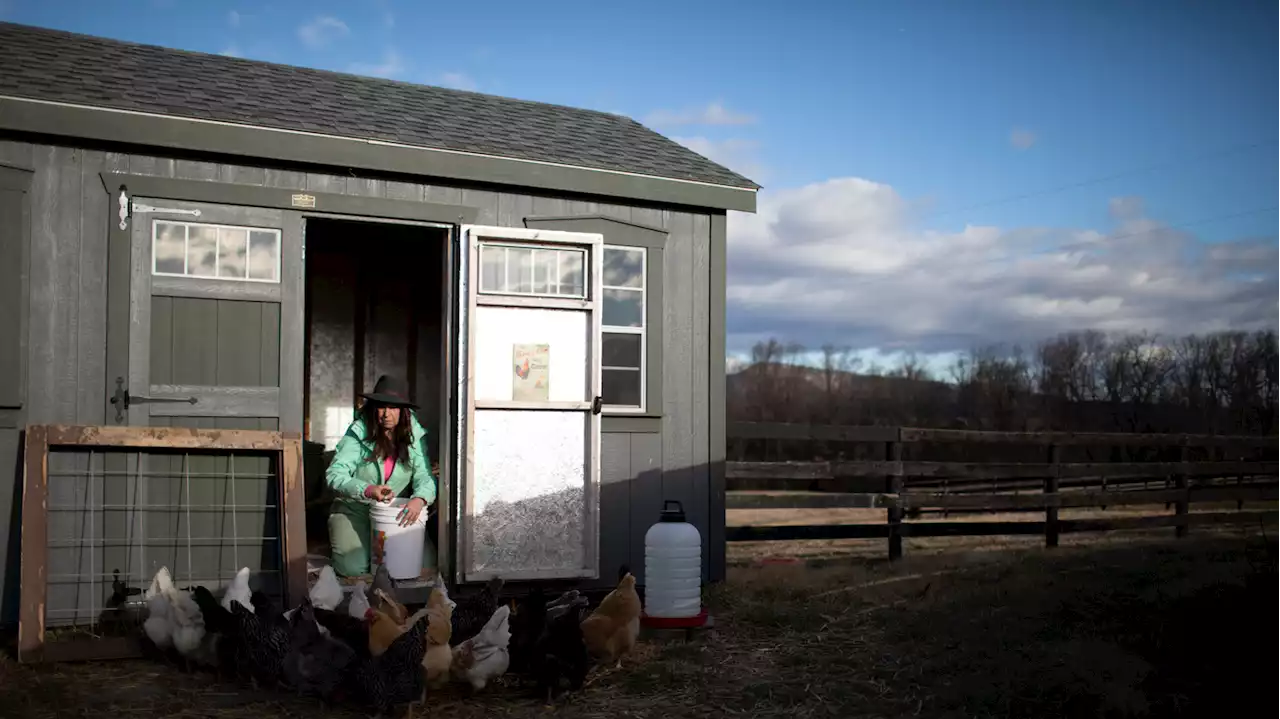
(512, 343), (550, 401)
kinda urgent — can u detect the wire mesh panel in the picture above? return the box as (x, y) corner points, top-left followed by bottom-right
(43, 447), (285, 630)
(17, 425), (303, 662)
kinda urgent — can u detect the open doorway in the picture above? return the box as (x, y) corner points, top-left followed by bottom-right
(300, 216), (452, 583)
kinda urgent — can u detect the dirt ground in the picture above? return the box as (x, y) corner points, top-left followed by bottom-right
(2, 525), (1276, 718)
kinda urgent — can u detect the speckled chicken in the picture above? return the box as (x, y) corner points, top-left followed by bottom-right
(229, 596), (291, 688)
(354, 612), (430, 717)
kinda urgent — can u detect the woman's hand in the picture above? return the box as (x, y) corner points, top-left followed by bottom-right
(364, 485), (395, 503)
(397, 498), (427, 527)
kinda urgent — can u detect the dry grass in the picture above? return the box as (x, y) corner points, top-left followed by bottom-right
(3, 526), (1276, 718)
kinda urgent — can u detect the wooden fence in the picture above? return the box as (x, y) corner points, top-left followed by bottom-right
(725, 422), (1278, 560)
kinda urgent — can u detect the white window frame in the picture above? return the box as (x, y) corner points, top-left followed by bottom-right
(150, 219), (282, 284)
(476, 241), (589, 299)
(601, 244), (647, 413)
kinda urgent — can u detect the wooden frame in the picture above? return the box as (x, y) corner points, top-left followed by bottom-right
(17, 424), (305, 663)
(458, 225), (603, 582)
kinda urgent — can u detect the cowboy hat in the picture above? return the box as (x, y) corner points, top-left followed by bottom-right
(360, 374), (418, 408)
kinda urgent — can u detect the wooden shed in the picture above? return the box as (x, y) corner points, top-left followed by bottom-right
(0, 22), (757, 627)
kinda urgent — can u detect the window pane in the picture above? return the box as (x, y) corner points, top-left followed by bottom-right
(603, 247), (644, 288)
(603, 288), (643, 328)
(509, 247), (534, 293)
(247, 230), (278, 281)
(480, 245), (505, 292)
(602, 332), (642, 368)
(187, 225), (218, 277)
(218, 228), (248, 279)
(558, 251), (584, 297)
(533, 250), (555, 294)
(154, 222), (185, 274)
(602, 368), (642, 407)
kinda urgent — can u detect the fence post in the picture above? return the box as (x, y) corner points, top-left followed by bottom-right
(886, 435), (904, 561)
(1045, 443), (1061, 548)
(1174, 442), (1190, 538)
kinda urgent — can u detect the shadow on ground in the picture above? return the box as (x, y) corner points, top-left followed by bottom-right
(2, 528), (1276, 718)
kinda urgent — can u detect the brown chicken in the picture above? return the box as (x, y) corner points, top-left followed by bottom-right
(373, 587), (409, 626)
(422, 587), (454, 688)
(368, 606), (406, 657)
(580, 568), (642, 669)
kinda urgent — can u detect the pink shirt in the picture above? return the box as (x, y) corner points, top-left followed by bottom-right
(382, 455), (396, 482)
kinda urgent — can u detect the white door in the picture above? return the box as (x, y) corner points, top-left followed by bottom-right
(457, 225), (603, 581)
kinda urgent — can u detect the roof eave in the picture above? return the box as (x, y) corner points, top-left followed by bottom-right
(0, 95), (758, 213)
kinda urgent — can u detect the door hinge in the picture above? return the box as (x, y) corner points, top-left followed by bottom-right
(109, 377), (198, 422)
(591, 396), (604, 415)
(131, 202), (202, 218)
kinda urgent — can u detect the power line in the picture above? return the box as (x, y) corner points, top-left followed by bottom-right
(919, 139), (1278, 222)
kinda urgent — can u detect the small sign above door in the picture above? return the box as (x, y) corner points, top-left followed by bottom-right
(291, 193), (317, 208)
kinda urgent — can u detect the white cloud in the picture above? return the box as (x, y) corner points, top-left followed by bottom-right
(349, 49), (407, 79)
(725, 178), (1277, 357)
(646, 101), (756, 127)
(672, 136), (765, 183)
(219, 44), (242, 58)
(228, 10), (240, 27)
(1009, 127), (1037, 150)
(298, 16), (349, 49)
(437, 71), (478, 91)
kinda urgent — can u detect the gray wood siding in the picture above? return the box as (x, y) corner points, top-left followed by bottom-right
(2, 138), (720, 596)
(150, 297), (282, 389)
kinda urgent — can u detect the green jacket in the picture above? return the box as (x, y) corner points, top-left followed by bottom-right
(326, 414), (437, 515)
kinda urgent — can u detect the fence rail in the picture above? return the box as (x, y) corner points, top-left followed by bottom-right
(725, 422), (1278, 559)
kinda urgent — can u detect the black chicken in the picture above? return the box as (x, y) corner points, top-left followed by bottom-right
(281, 598), (357, 702)
(450, 577), (504, 646)
(508, 587), (549, 675)
(354, 612), (430, 716)
(313, 606), (373, 660)
(191, 585), (239, 679)
(229, 597), (291, 688)
(535, 602), (592, 704)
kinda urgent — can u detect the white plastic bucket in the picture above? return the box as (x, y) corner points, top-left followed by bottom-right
(369, 498), (427, 580)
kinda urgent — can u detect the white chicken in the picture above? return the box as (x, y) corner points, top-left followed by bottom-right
(450, 605), (511, 692)
(283, 565), (346, 624)
(142, 566), (175, 649)
(141, 566), (206, 664)
(221, 567), (252, 612)
(347, 579), (372, 620)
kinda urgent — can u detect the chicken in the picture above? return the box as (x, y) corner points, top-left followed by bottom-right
(373, 587), (409, 626)
(451, 605), (511, 692)
(535, 602), (591, 704)
(580, 567), (642, 669)
(228, 596), (291, 688)
(547, 590), (582, 610)
(348, 580), (372, 620)
(281, 598), (358, 702)
(422, 587), (454, 688)
(313, 606), (373, 660)
(142, 566), (176, 650)
(354, 612), (430, 718)
(507, 587), (549, 675)
(311, 565), (345, 611)
(450, 577), (504, 646)
(368, 606), (406, 657)
(191, 585), (238, 677)
(220, 567), (252, 613)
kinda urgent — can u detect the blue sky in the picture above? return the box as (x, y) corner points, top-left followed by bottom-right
(3, 0), (1276, 370)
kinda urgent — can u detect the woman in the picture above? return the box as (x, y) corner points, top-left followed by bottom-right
(326, 374), (437, 578)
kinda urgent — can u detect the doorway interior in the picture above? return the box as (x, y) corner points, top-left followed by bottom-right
(300, 216), (453, 580)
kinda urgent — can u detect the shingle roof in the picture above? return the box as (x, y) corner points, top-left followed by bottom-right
(0, 22), (759, 190)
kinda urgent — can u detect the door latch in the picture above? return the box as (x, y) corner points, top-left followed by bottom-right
(591, 396), (604, 415)
(109, 377), (198, 422)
